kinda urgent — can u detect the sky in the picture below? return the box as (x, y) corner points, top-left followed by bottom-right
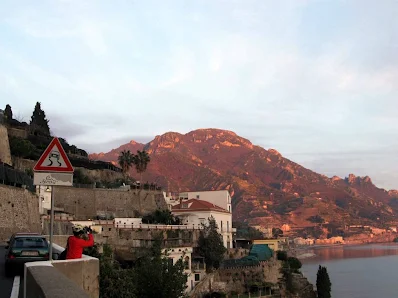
(0, 0), (397, 189)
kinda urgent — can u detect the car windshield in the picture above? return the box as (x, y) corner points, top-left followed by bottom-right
(13, 237), (48, 248)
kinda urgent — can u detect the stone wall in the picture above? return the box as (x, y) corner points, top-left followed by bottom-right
(0, 185), (41, 241)
(12, 158), (123, 183)
(8, 127), (28, 139)
(190, 260), (282, 297)
(53, 187), (167, 219)
(48, 227), (202, 261)
(0, 125), (12, 165)
(10, 157), (35, 172)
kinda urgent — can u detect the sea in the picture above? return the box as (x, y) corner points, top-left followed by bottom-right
(301, 243), (398, 298)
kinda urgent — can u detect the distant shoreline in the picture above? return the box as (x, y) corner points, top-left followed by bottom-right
(293, 241), (398, 259)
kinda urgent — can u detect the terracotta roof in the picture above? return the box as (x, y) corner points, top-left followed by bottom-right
(172, 199), (228, 213)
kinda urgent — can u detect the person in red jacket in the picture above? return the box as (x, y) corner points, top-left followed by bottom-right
(66, 224), (94, 259)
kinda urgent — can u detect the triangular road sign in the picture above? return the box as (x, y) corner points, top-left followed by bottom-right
(33, 137), (74, 173)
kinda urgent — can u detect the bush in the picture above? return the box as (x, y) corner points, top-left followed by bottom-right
(307, 215), (325, 223)
(142, 210), (181, 225)
(234, 222), (264, 240)
(277, 250), (288, 261)
(73, 168), (93, 185)
(287, 257), (302, 271)
(9, 137), (36, 159)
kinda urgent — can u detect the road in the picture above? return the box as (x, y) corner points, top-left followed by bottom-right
(0, 246), (23, 298)
(0, 246), (13, 298)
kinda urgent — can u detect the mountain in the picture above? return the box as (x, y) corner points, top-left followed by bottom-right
(89, 140), (144, 166)
(89, 128), (398, 229)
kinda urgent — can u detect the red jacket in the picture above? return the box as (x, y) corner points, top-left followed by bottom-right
(66, 234), (94, 259)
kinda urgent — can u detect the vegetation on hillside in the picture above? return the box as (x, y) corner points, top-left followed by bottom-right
(142, 209), (181, 225)
(4, 104), (12, 123)
(197, 217), (227, 272)
(234, 222), (264, 240)
(85, 240), (188, 298)
(30, 102), (50, 136)
(118, 149), (151, 183)
(134, 150), (151, 182)
(118, 150), (135, 176)
(280, 256), (303, 294)
(307, 215), (325, 224)
(316, 265), (332, 298)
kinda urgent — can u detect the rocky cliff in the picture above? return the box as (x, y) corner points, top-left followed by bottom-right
(90, 128), (398, 228)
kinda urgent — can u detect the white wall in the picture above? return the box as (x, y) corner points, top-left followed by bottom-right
(179, 190), (232, 213)
(114, 218), (142, 227)
(172, 210), (233, 249)
(36, 186), (52, 214)
(163, 192), (180, 210)
(71, 221), (94, 227)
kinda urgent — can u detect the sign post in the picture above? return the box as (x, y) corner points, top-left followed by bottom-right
(33, 137), (74, 261)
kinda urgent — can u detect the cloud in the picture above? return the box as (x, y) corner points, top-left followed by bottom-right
(1, 0), (398, 188)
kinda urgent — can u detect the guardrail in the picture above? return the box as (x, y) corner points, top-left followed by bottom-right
(24, 243), (99, 298)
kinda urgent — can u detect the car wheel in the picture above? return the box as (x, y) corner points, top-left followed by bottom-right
(5, 264), (13, 278)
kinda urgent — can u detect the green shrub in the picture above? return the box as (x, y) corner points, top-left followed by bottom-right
(287, 257), (302, 271)
(9, 137), (36, 159)
(277, 250), (288, 261)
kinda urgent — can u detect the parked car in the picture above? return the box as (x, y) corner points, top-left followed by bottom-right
(4, 233), (50, 277)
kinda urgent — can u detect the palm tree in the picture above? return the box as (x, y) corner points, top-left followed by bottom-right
(133, 150), (151, 187)
(118, 150), (134, 177)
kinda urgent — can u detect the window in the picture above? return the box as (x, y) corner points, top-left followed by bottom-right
(182, 203), (189, 209)
(168, 258), (174, 268)
(221, 221), (223, 231)
(227, 221), (229, 232)
(195, 273), (200, 281)
(196, 195), (200, 199)
(228, 206), (231, 212)
(13, 237), (48, 248)
(184, 256), (190, 270)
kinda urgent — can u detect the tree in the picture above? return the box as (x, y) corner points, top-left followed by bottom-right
(316, 265), (332, 298)
(234, 222), (264, 240)
(133, 239), (188, 298)
(9, 137), (36, 159)
(87, 240), (187, 298)
(142, 209), (181, 225)
(287, 257), (302, 272)
(118, 150), (135, 176)
(30, 102), (50, 136)
(276, 250), (288, 261)
(4, 104), (12, 123)
(272, 228), (283, 238)
(133, 150), (150, 185)
(197, 217), (227, 271)
(97, 244), (137, 298)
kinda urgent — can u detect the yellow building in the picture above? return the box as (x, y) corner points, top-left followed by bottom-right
(253, 238), (289, 251)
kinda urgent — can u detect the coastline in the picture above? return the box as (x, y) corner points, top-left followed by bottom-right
(292, 241), (398, 260)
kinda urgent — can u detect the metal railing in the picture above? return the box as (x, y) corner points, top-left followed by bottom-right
(0, 162), (34, 191)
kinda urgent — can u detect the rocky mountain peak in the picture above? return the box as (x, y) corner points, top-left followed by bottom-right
(268, 149), (282, 156)
(90, 128), (396, 228)
(346, 174), (374, 186)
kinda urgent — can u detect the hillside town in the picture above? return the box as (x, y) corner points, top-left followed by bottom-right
(1, 103), (397, 297)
